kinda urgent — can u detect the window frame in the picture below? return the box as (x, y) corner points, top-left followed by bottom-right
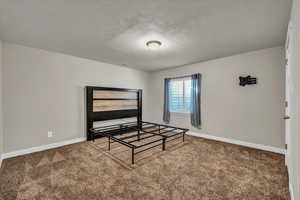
(169, 76), (192, 114)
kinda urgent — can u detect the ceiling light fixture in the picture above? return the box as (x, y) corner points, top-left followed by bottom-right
(146, 40), (162, 49)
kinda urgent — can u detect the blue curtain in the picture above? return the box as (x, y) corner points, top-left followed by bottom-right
(191, 73), (202, 127)
(163, 78), (171, 123)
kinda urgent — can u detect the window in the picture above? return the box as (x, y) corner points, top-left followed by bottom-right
(169, 77), (192, 113)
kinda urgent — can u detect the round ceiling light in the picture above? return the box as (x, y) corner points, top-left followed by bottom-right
(146, 40), (162, 49)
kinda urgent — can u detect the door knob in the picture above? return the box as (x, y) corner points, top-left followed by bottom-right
(284, 116), (290, 120)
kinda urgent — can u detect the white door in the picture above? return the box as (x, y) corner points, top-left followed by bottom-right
(285, 21), (293, 167)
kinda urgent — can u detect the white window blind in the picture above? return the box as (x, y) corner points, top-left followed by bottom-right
(169, 77), (192, 112)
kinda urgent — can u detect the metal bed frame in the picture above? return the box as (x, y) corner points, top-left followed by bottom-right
(90, 121), (188, 164)
(86, 86), (189, 165)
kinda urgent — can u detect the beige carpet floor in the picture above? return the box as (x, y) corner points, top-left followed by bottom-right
(0, 135), (289, 200)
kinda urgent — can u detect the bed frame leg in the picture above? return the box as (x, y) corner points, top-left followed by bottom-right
(137, 130), (140, 141)
(162, 138), (166, 151)
(108, 136), (111, 151)
(183, 133), (185, 142)
(131, 147), (135, 165)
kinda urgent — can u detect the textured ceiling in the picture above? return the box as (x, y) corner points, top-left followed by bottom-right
(0, 0), (292, 71)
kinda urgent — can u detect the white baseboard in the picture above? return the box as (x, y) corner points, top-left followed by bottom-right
(187, 131), (285, 154)
(2, 137), (86, 159)
(289, 182), (294, 200)
(0, 132), (286, 160)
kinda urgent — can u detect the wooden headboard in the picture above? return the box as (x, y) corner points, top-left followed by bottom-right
(86, 86), (142, 141)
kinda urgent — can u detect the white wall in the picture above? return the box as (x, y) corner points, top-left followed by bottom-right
(1, 43), (287, 157)
(147, 47), (286, 149)
(2, 43), (150, 153)
(287, 0), (300, 199)
(0, 40), (3, 163)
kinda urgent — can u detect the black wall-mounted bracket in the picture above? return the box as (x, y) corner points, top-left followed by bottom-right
(239, 76), (257, 87)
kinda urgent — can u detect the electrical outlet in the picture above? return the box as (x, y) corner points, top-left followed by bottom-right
(48, 131), (53, 138)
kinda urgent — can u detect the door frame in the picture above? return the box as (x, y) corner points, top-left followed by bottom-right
(285, 21), (293, 167)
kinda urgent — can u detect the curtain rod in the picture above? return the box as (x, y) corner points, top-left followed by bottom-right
(167, 75), (192, 80)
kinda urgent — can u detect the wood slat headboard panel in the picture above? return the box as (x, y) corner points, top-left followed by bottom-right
(93, 100), (137, 112)
(86, 86), (142, 141)
(93, 90), (137, 99)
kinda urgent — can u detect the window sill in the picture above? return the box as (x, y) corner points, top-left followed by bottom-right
(170, 111), (190, 115)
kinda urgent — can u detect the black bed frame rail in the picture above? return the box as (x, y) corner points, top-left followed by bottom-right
(90, 121), (189, 164)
